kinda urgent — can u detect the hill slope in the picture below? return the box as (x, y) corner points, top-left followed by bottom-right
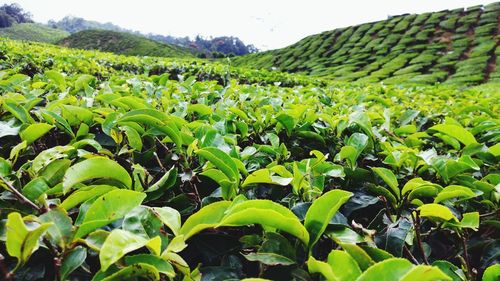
(0, 23), (69, 43)
(233, 2), (500, 85)
(59, 29), (196, 58)
(50, 16), (257, 56)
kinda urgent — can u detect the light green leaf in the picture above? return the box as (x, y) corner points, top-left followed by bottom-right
(340, 146), (359, 169)
(307, 256), (335, 281)
(61, 105), (93, 125)
(372, 167), (400, 199)
(429, 124), (477, 146)
(6, 212), (52, 268)
(61, 185), (117, 210)
(100, 263), (160, 281)
(242, 168), (293, 187)
(327, 250), (362, 281)
(147, 166), (177, 193)
(124, 254), (175, 278)
(39, 158), (72, 186)
(483, 264), (500, 281)
(39, 208), (73, 248)
(432, 260), (465, 281)
(220, 200), (309, 245)
(349, 111), (373, 137)
(402, 178), (441, 196)
(83, 230), (109, 252)
(31, 145), (74, 176)
(459, 212), (479, 230)
(276, 114), (295, 135)
(340, 243), (375, 271)
(399, 265), (451, 281)
(62, 157), (132, 193)
(196, 147), (238, 182)
(488, 143), (500, 157)
(356, 258), (413, 281)
(304, 189), (352, 248)
(151, 207), (181, 236)
(179, 201), (232, 240)
(75, 190), (146, 238)
(0, 157), (11, 177)
(434, 185), (477, 203)
(187, 104), (213, 116)
(100, 229), (161, 271)
(40, 109), (74, 137)
(244, 252), (295, 266)
(418, 204), (458, 222)
(3, 100), (33, 124)
(22, 177), (50, 201)
(45, 70), (66, 90)
(61, 246), (87, 280)
(196, 147), (239, 199)
(121, 125), (143, 151)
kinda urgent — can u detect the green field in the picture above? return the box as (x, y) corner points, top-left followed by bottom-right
(0, 2), (499, 281)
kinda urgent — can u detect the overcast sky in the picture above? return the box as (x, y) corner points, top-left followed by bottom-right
(4, 0), (498, 50)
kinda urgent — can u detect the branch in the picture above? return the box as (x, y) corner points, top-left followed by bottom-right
(411, 211), (429, 264)
(43, 238), (61, 281)
(0, 175), (41, 212)
(0, 254), (13, 281)
(403, 245), (419, 264)
(461, 234), (473, 280)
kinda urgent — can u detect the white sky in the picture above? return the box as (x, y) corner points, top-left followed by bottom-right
(3, 0), (498, 50)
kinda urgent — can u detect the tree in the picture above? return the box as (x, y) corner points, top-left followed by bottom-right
(0, 3), (33, 25)
(0, 11), (15, 28)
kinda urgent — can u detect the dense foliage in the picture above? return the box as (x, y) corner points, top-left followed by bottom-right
(233, 2), (500, 85)
(47, 16), (129, 35)
(0, 37), (498, 281)
(0, 4), (33, 28)
(140, 35), (258, 57)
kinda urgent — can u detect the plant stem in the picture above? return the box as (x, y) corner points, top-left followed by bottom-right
(43, 238), (61, 281)
(0, 175), (41, 212)
(54, 257), (61, 281)
(411, 211), (429, 264)
(479, 210), (498, 217)
(153, 152), (166, 171)
(403, 246), (419, 264)
(0, 254), (13, 281)
(461, 233), (473, 280)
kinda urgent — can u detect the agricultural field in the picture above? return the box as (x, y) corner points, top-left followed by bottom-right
(233, 2), (500, 85)
(0, 35), (499, 281)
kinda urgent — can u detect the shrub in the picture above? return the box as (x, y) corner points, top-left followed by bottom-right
(439, 17), (458, 30)
(393, 63), (425, 75)
(469, 41), (496, 57)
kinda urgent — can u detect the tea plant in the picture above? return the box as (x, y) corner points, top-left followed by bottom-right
(0, 38), (498, 280)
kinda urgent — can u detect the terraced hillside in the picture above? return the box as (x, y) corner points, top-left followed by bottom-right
(234, 2), (500, 85)
(59, 29), (197, 58)
(0, 23), (69, 44)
